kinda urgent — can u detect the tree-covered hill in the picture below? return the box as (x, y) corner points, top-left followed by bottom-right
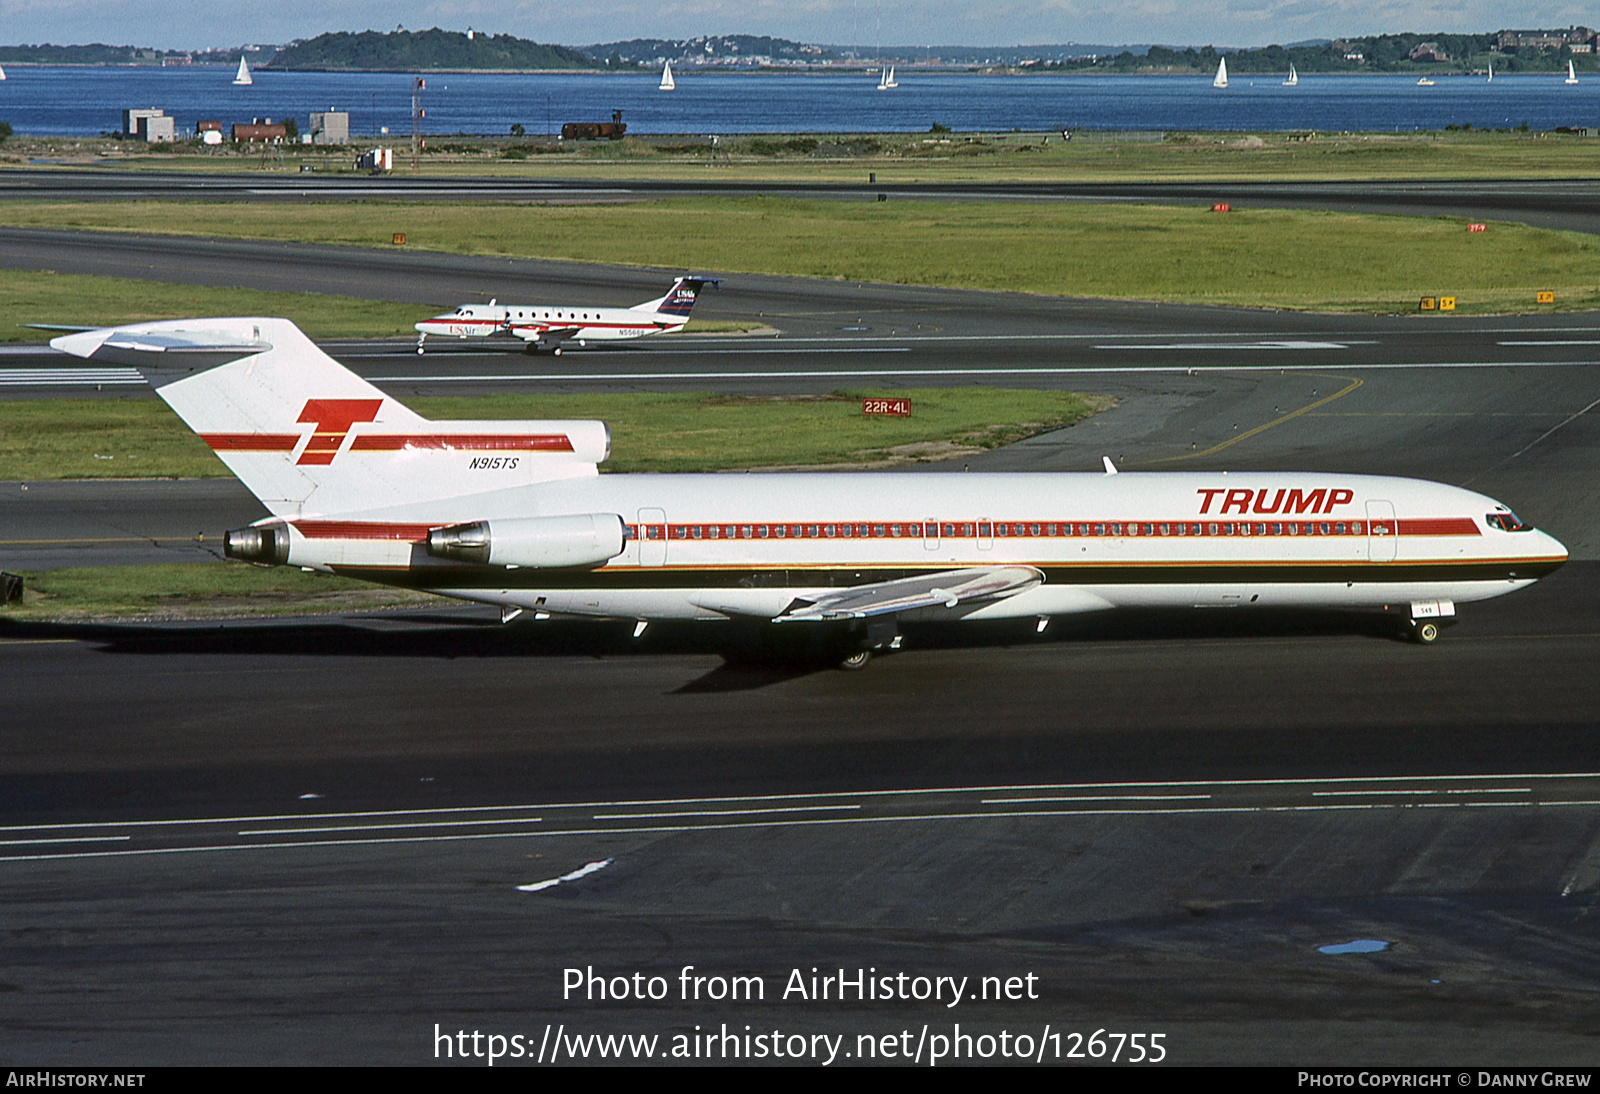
(266, 29), (601, 71)
(1042, 30), (1600, 74)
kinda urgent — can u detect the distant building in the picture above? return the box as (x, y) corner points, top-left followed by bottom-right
(140, 115), (175, 142)
(561, 110), (627, 141)
(232, 118), (287, 144)
(121, 107), (162, 138)
(1497, 28), (1594, 51)
(308, 111), (348, 145)
(120, 108), (175, 142)
(1409, 42), (1447, 63)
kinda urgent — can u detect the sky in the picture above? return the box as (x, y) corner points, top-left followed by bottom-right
(3, 0), (1599, 52)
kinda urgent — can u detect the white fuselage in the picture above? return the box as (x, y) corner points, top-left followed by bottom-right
(414, 303), (680, 343)
(279, 471), (1567, 623)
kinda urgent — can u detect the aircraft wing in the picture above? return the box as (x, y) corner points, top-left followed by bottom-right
(50, 323), (273, 373)
(510, 325), (580, 343)
(775, 565), (1044, 622)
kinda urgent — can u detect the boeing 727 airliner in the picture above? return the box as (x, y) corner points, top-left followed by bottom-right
(52, 318), (1568, 667)
(413, 276), (719, 355)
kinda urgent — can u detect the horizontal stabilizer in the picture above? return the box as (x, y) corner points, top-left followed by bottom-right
(776, 565), (1044, 622)
(51, 316), (611, 518)
(51, 320), (273, 375)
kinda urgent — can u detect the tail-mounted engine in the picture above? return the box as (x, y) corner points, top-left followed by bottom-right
(426, 513), (625, 569)
(225, 523), (290, 565)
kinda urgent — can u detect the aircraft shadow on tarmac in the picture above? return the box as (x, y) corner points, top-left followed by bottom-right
(0, 608), (1415, 692)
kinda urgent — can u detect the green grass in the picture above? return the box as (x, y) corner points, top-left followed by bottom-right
(0, 268), (435, 343)
(3, 564), (437, 619)
(409, 389), (1106, 472)
(0, 398), (222, 479)
(0, 388), (1105, 480)
(3, 198), (1594, 313)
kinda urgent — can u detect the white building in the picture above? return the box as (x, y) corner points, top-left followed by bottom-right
(309, 110), (349, 145)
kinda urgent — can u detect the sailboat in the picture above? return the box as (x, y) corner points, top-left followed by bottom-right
(1566, 60), (1579, 85)
(1283, 64), (1298, 86)
(877, 65), (897, 90)
(1213, 57), (1228, 88)
(0, 64), (7, 81)
(1487, 60), (1493, 82)
(233, 57), (252, 86)
(659, 60), (675, 91)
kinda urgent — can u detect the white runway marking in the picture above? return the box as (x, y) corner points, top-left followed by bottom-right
(590, 804), (862, 820)
(1096, 341), (1358, 351)
(0, 368), (144, 386)
(367, 359), (1600, 384)
(517, 858), (614, 893)
(236, 817), (542, 836)
(4, 772), (1599, 864)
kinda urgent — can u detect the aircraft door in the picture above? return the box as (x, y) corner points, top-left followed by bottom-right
(924, 518), (939, 550)
(1366, 500), (1397, 562)
(638, 507), (666, 567)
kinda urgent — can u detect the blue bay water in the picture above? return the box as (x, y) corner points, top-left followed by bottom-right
(1, 66), (1598, 137)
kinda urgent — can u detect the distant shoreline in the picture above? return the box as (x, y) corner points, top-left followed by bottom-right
(0, 63), (1567, 77)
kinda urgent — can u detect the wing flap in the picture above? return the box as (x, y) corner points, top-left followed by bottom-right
(775, 565), (1044, 622)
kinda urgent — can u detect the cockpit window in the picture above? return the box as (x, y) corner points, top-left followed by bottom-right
(1486, 512), (1532, 532)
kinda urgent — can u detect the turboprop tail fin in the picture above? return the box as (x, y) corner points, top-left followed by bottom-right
(51, 317), (609, 518)
(635, 276), (720, 319)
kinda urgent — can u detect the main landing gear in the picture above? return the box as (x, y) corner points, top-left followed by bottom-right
(836, 649), (874, 671)
(1408, 620), (1441, 644)
(416, 333), (426, 355)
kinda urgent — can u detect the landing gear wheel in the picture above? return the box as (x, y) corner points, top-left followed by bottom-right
(1411, 621), (1440, 644)
(836, 649), (873, 671)
(552, 346), (563, 356)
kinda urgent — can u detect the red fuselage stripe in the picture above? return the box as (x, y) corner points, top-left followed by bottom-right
(288, 516), (1493, 546)
(348, 435), (575, 452)
(203, 434), (575, 453)
(294, 521), (434, 541)
(202, 433), (299, 451)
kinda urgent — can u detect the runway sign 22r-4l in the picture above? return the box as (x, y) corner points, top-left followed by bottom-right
(863, 398), (911, 417)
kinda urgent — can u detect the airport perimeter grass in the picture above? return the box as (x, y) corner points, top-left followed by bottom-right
(12, 129), (1600, 182)
(4, 198), (1597, 314)
(0, 268), (434, 342)
(0, 388), (1103, 480)
(3, 564), (436, 619)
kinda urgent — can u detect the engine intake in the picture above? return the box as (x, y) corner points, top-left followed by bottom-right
(225, 524), (290, 565)
(426, 514), (624, 569)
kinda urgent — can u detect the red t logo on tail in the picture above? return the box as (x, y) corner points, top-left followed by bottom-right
(296, 399), (382, 465)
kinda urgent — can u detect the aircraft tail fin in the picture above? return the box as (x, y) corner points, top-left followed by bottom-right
(51, 317), (609, 518)
(636, 275), (720, 319)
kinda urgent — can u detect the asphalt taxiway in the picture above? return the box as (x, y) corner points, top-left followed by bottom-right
(3, 235), (1600, 1063)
